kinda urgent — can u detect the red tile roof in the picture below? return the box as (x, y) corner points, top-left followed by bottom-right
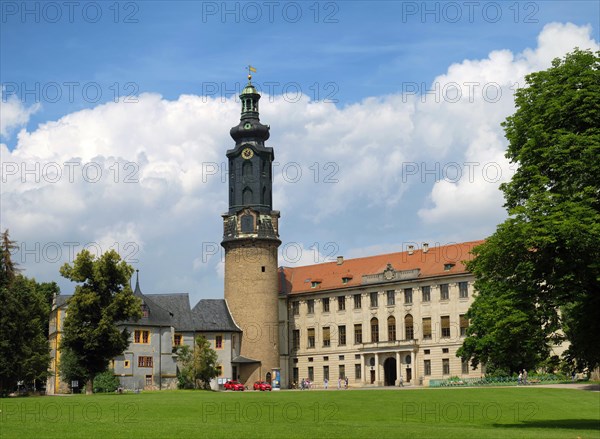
(279, 240), (483, 295)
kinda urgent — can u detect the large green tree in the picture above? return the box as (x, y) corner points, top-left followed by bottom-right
(176, 336), (220, 390)
(59, 249), (142, 394)
(0, 230), (57, 395)
(458, 49), (600, 373)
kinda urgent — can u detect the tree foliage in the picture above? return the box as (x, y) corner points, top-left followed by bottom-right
(458, 49), (600, 373)
(0, 230), (57, 396)
(59, 249), (142, 394)
(176, 336), (220, 390)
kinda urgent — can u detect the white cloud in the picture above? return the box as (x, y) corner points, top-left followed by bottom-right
(1, 23), (597, 303)
(0, 94), (40, 138)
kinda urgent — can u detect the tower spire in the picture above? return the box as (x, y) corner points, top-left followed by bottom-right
(133, 269), (141, 295)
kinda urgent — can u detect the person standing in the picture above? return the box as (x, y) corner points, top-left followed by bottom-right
(324, 378), (328, 389)
(523, 369), (528, 385)
(345, 376), (348, 389)
(399, 374), (404, 387)
(518, 371), (522, 385)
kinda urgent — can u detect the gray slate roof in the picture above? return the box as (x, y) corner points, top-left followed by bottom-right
(55, 277), (240, 333)
(192, 299), (241, 332)
(148, 293), (195, 331)
(55, 295), (72, 308)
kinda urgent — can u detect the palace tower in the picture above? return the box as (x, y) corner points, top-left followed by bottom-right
(221, 74), (281, 385)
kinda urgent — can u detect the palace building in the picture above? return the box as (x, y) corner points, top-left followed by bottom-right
(47, 75), (483, 393)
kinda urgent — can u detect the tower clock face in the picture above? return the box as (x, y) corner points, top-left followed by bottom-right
(241, 148), (254, 159)
(244, 122), (252, 130)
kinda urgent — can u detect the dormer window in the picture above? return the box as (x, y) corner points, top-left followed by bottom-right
(141, 304), (149, 318)
(444, 263), (455, 271)
(341, 274), (353, 284)
(311, 281), (320, 288)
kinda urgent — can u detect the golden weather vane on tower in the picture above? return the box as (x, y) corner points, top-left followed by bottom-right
(246, 65), (257, 82)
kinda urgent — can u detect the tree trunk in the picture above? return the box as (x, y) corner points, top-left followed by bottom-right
(86, 377), (93, 395)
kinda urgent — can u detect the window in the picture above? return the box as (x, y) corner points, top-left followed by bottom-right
(322, 298), (330, 313)
(354, 324), (362, 344)
(444, 263), (455, 271)
(216, 365), (223, 376)
(424, 360), (431, 376)
(138, 356), (153, 367)
(370, 318), (379, 343)
(338, 325), (346, 346)
(387, 316), (396, 341)
(422, 317), (432, 340)
(353, 294), (362, 309)
(292, 301), (299, 315)
(442, 348), (449, 354)
(308, 357), (313, 362)
(292, 330), (300, 350)
(307, 300), (315, 314)
(440, 284), (449, 300)
(404, 314), (414, 340)
(342, 277), (351, 284)
(311, 281), (320, 288)
(307, 328), (315, 348)
(308, 367), (314, 381)
(145, 375), (152, 386)
(370, 292), (378, 308)
(323, 356), (328, 361)
(124, 360), (130, 369)
(404, 288), (413, 304)
(462, 360), (469, 374)
(323, 327), (331, 347)
(339, 365), (345, 379)
(441, 316), (450, 338)
(134, 330), (150, 344)
(443, 359), (450, 375)
(422, 286), (431, 302)
(460, 314), (469, 337)
(215, 335), (223, 349)
(323, 366), (329, 381)
(174, 334), (183, 346)
(338, 296), (346, 311)
(355, 364), (362, 380)
(339, 355), (344, 361)
(459, 281), (469, 298)
(387, 290), (395, 306)
(424, 349), (430, 355)
(141, 304), (149, 318)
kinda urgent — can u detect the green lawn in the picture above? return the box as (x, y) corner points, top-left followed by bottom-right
(1, 387), (599, 438)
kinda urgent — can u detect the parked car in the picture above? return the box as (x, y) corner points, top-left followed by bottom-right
(253, 381), (272, 391)
(224, 380), (245, 391)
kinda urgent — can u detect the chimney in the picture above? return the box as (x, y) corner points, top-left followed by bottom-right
(423, 243), (429, 253)
(408, 245), (414, 255)
(337, 256), (344, 265)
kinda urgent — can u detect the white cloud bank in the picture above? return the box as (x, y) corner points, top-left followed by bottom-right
(1, 23), (597, 302)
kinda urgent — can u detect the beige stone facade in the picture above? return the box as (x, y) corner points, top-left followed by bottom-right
(278, 242), (484, 388)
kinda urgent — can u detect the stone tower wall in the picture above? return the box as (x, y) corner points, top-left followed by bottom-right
(223, 239), (280, 385)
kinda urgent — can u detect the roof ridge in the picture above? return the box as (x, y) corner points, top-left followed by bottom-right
(280, 240), (483, 271)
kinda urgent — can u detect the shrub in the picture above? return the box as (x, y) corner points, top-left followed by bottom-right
(93, 371), (120, 393)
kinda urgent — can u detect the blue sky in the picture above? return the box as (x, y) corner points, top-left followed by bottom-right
(1, 1), (599, 303)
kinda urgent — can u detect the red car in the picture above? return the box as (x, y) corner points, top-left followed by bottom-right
(224, 380), (245, 391)
(253, 381), (272, 391)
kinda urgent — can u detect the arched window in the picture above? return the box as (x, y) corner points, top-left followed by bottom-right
(370, 317), (379, 343)
(242, 160), (253, 179)
(387, 316), (396, 341)
(404, 314), (414, 340)
(242, 187), (253, 205)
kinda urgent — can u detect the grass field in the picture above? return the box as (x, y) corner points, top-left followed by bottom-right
(1, 387), (599, 438)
